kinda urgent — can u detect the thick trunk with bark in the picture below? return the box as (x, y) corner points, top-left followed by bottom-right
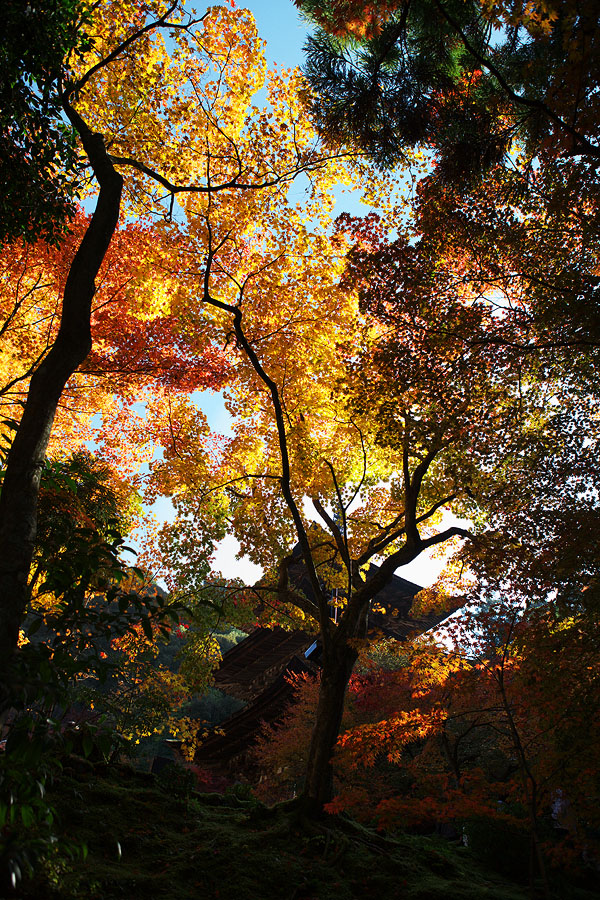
(0, 121), (122, 677)
(301, 634), (359, 814)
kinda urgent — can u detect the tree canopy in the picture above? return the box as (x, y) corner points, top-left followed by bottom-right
(1, 0), (600, 890)
(297, 0), (600, 171)
(0, 0), (93, 243)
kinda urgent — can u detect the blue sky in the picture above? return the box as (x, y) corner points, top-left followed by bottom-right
(243, 0), (308, 68)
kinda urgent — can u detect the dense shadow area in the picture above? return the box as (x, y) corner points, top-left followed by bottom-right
(12, 763), (598, 900)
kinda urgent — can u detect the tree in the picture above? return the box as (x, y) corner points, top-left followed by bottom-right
(149, 186), (545, 810)
(165, 135), (600, 816)
(3, 0), (596, 835)
(176, 0), (600, 828)
(0, 448), (183, 888)
(324, 177), (600, 841)
(253, 598), (600, 886)
(0, 0), (91, 243)
(325, 600), (600, 885)
(157, 0), (600, 815)
(297, 0), (600, 172)
(297, 0), (600, 363)
(0, 213), (230, 473)
(0, 0), (345, 676)
(30, 449), (139, 599)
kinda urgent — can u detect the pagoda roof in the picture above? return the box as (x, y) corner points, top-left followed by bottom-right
(195, 561), (446, 777)
(214, 626), (315, 702)
(195, 654), (315, 770)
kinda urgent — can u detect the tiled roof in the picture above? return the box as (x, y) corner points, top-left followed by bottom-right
(194, 561), (445, 776)
(214, 626), (315, 701)
(196, 654), (316, 769)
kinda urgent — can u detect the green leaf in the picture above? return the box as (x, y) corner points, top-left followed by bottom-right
(27, 617), (42, 636)
(82, 734), (94, 758)
(20, 805), (35, 828)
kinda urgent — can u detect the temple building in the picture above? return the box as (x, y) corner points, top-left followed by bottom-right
(193, 565), (443, 783)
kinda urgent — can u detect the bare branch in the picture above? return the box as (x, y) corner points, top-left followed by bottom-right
(311, 494), (350, 579)
(107, 152), (346, 197)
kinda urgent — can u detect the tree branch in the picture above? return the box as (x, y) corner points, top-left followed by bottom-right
(199, 247), (331, 641)
(63, 3), (205, 101)
(434, 0), (600, 160)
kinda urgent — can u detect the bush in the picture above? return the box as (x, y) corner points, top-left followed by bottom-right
(463, 815), (530, 882)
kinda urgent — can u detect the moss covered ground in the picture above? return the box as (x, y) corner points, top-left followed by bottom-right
(10, 763), (598, 900)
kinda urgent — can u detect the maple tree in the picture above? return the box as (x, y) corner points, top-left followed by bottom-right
(255, 601), (600, 890)
(0, 0), (348, 680)
(1, 1), (426, 821)
(145, 63), (600, 812)
(0, 213), (230, 474)
(193, 163), (600, 820)
(1, 1), (598, 857)
(297, 0), (600, 364)
(318, 140), (600, 856)
(151, 180), (544, 809)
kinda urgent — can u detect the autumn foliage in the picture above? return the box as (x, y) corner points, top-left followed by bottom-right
(255, 604), (600, 876)
(1, 0), (600, 891)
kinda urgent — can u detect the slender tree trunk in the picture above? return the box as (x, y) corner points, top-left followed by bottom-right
(0, 120), (123, 679)
(496, 668), (550, 900)
(301, 634), (359, 814)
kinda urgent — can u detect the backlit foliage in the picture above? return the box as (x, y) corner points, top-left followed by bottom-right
(1, 3), (599, 883)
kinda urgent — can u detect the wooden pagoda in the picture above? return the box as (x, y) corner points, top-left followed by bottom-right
(193, 565), (443, 782)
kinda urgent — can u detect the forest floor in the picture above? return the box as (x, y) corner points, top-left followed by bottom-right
(11, 761), (599, 900)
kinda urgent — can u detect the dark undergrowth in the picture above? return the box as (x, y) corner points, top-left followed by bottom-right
(6, 763), (598, 900)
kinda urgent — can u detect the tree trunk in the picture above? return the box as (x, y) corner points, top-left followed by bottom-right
(0, 121), (123, 679)
(301, 635), (359, 814)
